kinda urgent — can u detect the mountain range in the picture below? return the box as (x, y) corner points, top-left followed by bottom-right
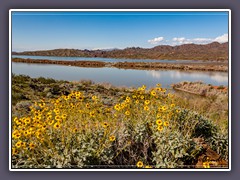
(12, 42), (228, 61)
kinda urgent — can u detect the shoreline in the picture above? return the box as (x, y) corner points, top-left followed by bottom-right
(172, 81), (228, 97)
(12, 58), (228, 72)
(12, 54), (228, 63)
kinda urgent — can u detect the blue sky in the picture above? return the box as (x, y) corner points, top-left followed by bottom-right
(11, 11), (229, 52)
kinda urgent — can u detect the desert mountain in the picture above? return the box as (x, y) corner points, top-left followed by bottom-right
(12, 42), (228, 61)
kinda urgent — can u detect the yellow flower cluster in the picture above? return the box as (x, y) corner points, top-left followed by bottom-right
(12, 84), (179, 168)
(136, 161), (152, 168)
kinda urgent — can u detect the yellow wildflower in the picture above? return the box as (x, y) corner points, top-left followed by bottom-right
(145, 165), (152, 168)
(15, 141), (22, 148)
(162, 88), (166, 93)
(12, 131), (21, 139)
(145, 100), (150, 105)
(29, 143), (35, 150)
(125, 110), (130, 116)
(144, 106), (149, 111)
(53, 122), (61, 129)
(73, 128), (78, 133)
(203, 162), (210, 168)
(62, 114), (67, 119)
(23, 130), (29, 137)
(157, 126), (163, 131)
(48, 120), (55, 125)
(90, 111), (95, 117)
(164, 121), (169, 127)
(86, 103), (90, 108)
(125, 99), (130, 103)
(151, 90), (156, 96)
(114, 104), (121, 111)
(109, 135), (116, 142)
(126, 96), (130, 101)
(161, 106), (167, 111)
(136, 161), (144, 168)
(156, 113), (161, 118)
(102, 122), (109, 128)
(156, 119), (163, 126)
(12, 148), (18, 155)
(92, 95), (97, 100)
(21, 142), (26, 149)
(24, 117), (31, 124)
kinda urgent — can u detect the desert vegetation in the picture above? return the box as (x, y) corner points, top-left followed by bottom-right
(11, 75), (228, 169)
(172, 82), (228, 133)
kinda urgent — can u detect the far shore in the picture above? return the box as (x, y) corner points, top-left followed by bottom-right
(12, 58), (228, 72)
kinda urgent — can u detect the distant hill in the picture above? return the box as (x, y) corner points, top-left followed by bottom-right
(12, 42), (228, 61)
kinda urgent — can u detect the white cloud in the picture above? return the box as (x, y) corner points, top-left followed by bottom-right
(148, 33), (228, 46)
(92, 47), (117, 50)
(172, 37), (214, 45)
(214, 34), (228, 43)
(173, 37), (186, 42)
(147, 37), (164, 44)
(192, 38), (213, 43)
(171, 34), (228, 45)
(172, 37), (192, 44)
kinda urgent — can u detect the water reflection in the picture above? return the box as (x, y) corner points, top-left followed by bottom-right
(146, 71), (161, 79)
(170, 71), (185, 79)
(210, 74), (228, 83)
(146, 70), (228, 85)
(12, 62), (228, 88)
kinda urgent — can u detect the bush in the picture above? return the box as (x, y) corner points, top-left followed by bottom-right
(37, 77), (56, 84)
(12, 93), (29, 105)
(11, 84), (228, 168)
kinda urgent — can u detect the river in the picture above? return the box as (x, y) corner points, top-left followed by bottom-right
(12, 62), (228, 88)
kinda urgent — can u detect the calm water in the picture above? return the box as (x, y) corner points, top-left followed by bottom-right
(12, 55), (221, 64)
(12, 62), (228, 88)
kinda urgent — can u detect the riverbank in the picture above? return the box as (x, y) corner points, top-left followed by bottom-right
(12, 58), (106, 68)
(113, 61), (228, 72)
(12, 58), (228, 72)
(172, 81), (228, 97)
(171, 81), (228, 131)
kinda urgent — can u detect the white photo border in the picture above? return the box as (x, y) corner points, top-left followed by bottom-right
(9, 9), (231, 171)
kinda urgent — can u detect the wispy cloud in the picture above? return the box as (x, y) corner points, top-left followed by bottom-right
(148, 34), (228, 45)
(92, 47), (117, 50)
(147, 37), (164, 44)
(214, 34), (228, 43)
(172, 37), (213, 45)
